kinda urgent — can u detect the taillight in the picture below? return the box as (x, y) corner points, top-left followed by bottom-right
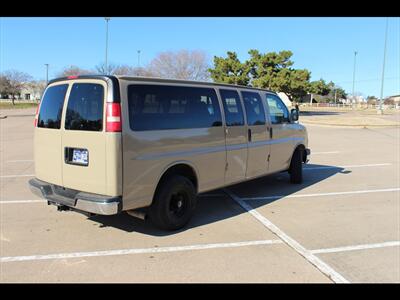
(67, 75), (78, 79)
(34, 102), (40, 127)
(106, 103), (122, 132)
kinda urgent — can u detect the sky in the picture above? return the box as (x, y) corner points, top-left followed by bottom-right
(0, 17), (399, 98)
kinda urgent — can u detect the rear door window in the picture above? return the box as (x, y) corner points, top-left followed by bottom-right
(65, 83), (104, 131)
(241, 91), (266, 126)
(219, 89), (245, 126)
(37, 84), (68, 129)
(127, 84), (222, 131)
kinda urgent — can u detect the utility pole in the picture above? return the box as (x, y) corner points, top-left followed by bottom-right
(378, 18), (389, 115)
(137, 50), (141, 68)
(104, 17), (111, 75)
(352, 51), (358, 110)
(44, 64), (49, 84)
(334, 89), (337, 105)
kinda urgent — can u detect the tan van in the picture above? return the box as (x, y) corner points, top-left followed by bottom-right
(29, 75), (310, 230)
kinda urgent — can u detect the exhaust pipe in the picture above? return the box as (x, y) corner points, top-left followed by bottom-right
(127, 210), (147, 220)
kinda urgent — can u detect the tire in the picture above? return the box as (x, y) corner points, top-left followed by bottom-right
(149, 175), (197, 231)
(289, 147), (303, 184)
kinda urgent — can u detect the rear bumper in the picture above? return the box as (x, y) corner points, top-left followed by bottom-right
(28, 178), (122, 215)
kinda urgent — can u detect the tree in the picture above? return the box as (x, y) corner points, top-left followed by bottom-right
(308, 79), (331, 96)
(326, 82), (347, 102)
(209, 51), (251, 86)
(57, 65), (92, 77)
(0, 75), (11, 99)
(95, 62), (156, 77)
(148, 50), (211, 81)
(1, 70), (32, 105)
(248, 49), (295, 89)
(247, 50), (311, 101)
(366, 95), (378, 105)
(209, 49), (313, 102)
(28, 80), (47, 101)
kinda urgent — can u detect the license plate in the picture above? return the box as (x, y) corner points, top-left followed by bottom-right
(72, 149), (88, 165)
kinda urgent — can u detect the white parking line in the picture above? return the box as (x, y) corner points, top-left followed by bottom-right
(0, 174), (34, 178)
(310, 241), (400, 255)
(304, 163), (391, 171)
(0, 239), (283, 263)
(239, 187), (400, 201)
(0, 200), (45, 204)
(224, 189), (349, 283)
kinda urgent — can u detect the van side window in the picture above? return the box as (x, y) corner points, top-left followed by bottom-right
(219, 89), (244, 126)
(65, 83), (104, 131)
(265, 94), (290, 124)
(128, 85), (222, 131)
(37, 84), (68, 129)
(241, 91), (266, 126)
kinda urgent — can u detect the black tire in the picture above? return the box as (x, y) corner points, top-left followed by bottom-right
(149, 175), (197, 231)
(289, 148), (303, 184)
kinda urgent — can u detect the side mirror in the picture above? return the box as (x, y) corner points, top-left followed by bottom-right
(290, 108), (299, 122)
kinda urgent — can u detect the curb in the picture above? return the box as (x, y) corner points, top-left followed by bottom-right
(301, 121), (400, 128)
(0, 114), (35, 119)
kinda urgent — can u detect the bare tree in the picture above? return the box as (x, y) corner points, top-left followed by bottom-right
(1, 70), (33, 105)
(94, 62), (157, 77)
(57, 65), (92, 77)
(147, 50), (211, 81)
(0, 75), (11, 99)
(28, 80), (47, 101)
(94, 62), (122, 75)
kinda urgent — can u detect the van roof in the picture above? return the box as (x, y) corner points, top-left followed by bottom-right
(48, 75), (277, 94)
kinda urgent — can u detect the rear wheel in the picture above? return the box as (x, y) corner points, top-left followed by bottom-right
(149, 175), (197, 231)
(289, 147), (303, 184)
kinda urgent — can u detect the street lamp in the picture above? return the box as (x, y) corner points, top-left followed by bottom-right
(137, 50), (141, 68)
(352, 51), (358, 110)
(104, 17), (111, 75)
(378, 18), (389, 115)
(44, 64), (49, 84)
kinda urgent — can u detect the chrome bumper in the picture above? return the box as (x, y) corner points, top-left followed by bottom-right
(28, 178), (122, 215)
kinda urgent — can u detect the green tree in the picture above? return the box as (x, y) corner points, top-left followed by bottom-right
(248, 49), (311, 101)
(248, 49), (294, 89)
(309, 79), (331, 96)
(209, 50), (312, 102)
(209, 52), (251, 86)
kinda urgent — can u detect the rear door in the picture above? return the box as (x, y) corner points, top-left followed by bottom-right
(219, 89), (248, 184)
(35, 83), (69, 185)
(61, 80), (109, 195)
(240, 90), (270, 179)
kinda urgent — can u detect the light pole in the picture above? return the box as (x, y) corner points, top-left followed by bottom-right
(44, 64), (49, 84)
(352, 51), (358, 109)
(378, 18), (389, 115)
(104, 17), (111, 75)
(137, 50), (141, 68)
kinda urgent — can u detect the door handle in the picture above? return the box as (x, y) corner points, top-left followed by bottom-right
(269, 127), (273, 139)
(248, 128), (252, 142)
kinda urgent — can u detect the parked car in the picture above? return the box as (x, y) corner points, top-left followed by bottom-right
(29, 75), (310, 230)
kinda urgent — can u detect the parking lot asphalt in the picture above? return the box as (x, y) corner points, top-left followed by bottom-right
(0, 114), (399, 283)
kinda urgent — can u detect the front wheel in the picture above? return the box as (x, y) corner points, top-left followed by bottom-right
(149, 175), (197, 231)
(289, 148), (303, 184)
